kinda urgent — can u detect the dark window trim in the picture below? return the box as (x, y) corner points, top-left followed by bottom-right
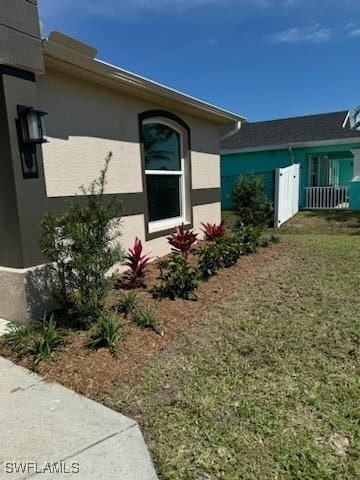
(0, 65), (35, 82)
(138, 110), (194, 241)
(192, 187), (220, 205)
(138, 110), (191, 148)
(47, 192), (146, 217)
(46, 188), (218, 220)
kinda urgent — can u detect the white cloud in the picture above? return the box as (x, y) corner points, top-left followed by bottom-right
(349, 28), (360, 37)
(345, 23), (360, 37)
(270, 23), (333, 44)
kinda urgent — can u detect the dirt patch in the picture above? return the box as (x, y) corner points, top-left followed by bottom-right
(0, 243), (285, 401)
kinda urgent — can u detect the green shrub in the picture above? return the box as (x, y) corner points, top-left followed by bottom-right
(196, 241), (224, 279)
(220, 234), (244, 267)
(132, 307), (158, 330)
(232, 175), (274, 227)
(40, 153), (123, 328)
(116, 291), (138, 317)
(196, 234), (243, 279)
(237, 225), (263, 254)
(153, 255), (200, 300)
(88, 314), (122, 354)
(4, 314), (64, 368)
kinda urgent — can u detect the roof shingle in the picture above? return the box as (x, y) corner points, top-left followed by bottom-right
(221, 111), (360, 151)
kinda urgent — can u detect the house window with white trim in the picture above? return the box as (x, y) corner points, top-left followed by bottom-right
(142, 118), (189, 232)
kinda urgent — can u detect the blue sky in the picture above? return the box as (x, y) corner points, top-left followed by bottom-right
(39, 0), (360, 121)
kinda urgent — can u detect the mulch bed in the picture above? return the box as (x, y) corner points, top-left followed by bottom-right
(0, 242), (286, 401)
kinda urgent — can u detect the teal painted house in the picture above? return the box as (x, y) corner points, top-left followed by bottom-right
(221, 111), (360, 211)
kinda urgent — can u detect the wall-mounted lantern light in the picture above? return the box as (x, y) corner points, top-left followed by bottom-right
(18, 106), (47, 144)
(16, 105), (48, 179)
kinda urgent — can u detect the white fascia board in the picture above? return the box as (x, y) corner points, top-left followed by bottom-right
(221, 137), (360, 155)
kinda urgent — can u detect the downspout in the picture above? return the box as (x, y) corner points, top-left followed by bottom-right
(220, 120), (243, 141)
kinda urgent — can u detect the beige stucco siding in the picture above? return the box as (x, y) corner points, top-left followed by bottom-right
(191, 151), (220, 189)
(37, 69), (221, 197)
(193, 202), (221, 233)
(41, 136), (143, 197)
(120, 202), (221, 259)
(37, 71), (145, 196)
(187, 114), (220, 189)
(125, 205), (221, 259)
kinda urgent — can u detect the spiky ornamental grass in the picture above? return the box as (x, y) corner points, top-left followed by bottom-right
(116, 291), (138, 318)
(4, 313), (65, 369)
(87, 314), (122, 355)
(132, 307), (158, 331)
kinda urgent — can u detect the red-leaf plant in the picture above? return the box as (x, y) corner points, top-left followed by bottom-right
(201, 220), (226, 240)
(124, 237), (151, 286)
(167, 223), (198, 259)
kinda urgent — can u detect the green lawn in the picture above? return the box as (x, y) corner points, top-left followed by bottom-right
(107, 212), (360, 479)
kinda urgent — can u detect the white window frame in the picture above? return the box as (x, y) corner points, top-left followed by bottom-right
(143, 118), (187, 233)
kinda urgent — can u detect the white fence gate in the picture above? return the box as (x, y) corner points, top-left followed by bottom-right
(274, 164), (300, 228)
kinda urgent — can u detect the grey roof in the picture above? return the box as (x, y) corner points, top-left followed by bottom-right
(221, 111), (360, 151)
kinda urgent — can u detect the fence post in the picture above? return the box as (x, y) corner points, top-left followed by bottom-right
(274, 168), (281, 228)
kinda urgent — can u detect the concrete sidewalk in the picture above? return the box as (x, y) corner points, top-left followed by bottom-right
(0, 357), (158, 479)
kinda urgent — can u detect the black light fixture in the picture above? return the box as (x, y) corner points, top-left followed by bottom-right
(18, 106), (47, 144)
(16, 105), (48, 179)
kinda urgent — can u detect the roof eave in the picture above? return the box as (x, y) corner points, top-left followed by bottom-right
(221, 136), (360, 154)
(42, 36), (245, 125)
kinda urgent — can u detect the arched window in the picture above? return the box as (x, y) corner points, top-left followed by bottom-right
(141, 114), (190, 232)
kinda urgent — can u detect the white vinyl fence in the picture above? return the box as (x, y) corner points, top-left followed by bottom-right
(274, 164), (300, 228)
(304, 186), (349, 209)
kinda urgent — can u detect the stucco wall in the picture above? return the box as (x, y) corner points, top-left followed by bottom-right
(191, 151), (220, 189)
(37, 70), (220, 198)
(0, 0), (44, 73)
(0, 73), (23, 267)
(0, 263), (56, 324)
(0, 62), (221, 270)
(1, 72), (48, 268)
(0, 201), (221, 323)
(119, 202), (221, 259)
